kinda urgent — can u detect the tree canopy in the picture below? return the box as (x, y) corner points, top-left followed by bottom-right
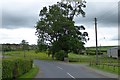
(21, 40), (29, 57)
(35, 1), (89, 59)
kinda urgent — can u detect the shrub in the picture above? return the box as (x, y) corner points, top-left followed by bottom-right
(2, 58), (33, 79)
(55, 50), (67, 61)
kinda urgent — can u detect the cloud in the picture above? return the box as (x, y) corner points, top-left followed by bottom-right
(74, 2), (118, 28)
(2, 0), (118, 29)
(86, 0), (119, 2)
(110, 31), (120, 41)
(1, 0), (119, 46)
(2, 0), (61, 29)
(84, 27), (118, 47)
(2, 11), (37, 28)
(0, 28), (38, 44)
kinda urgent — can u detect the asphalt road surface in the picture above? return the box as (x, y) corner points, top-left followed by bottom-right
(34, 60), (118, 79)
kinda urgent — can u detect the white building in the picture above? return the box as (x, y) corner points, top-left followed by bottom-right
(107, 47), (119, 58)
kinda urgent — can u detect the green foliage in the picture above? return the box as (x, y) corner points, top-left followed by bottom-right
(68, 53), (94, 63)
(21, 40), (29, 51)
(35, 1), (89, 59)
(90, 64), (120, 75)
(4, 50), (52, 60)
(55, 50), (67, 61)
(2, 58), (33, 79)
(3, 47), (11, 52)
(37, 40), (48, 52)
(2, 59), (15, 79)
(19, 65), (39, 79)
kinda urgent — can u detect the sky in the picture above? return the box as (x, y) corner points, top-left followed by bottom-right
(0, 0), (119, 47)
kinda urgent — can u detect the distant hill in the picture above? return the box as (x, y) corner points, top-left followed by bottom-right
(86, 46), (117, 51)
(85, 46), (118, 55)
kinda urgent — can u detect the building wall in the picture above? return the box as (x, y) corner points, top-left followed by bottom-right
(107, 47), (118, 58)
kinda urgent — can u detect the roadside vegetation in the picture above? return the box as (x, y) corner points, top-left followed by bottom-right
(2, 57), (33, 79)
(90, 63), (119, 75)
(1, 0), (119, 79)
(3, 45), (119, 78)
(19, 65), (39, 79)
(0, 60), (2, 80)
(4, 50), (52, 60)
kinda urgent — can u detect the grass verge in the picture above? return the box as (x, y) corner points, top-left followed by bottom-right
(90, 64), (119, 75)
(19, 65), (39, 79)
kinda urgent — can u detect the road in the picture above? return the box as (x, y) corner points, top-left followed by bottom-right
(34, 60), (118, 79)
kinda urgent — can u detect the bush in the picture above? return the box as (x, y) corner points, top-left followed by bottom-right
(2, 58), (33, 79)
(55, 50), (67, 61)
(69, 58), (80, 62)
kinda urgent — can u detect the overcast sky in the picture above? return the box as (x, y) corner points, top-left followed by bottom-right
(0, 0), (119, 47)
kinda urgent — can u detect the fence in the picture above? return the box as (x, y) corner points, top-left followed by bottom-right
(89, 59), (120, 74)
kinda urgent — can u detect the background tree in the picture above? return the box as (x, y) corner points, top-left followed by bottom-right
(37, 39), (48, 52)
(35, 1), (89, 60)
(21, 40), (29, 57)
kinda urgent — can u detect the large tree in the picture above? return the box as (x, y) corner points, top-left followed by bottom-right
(35, 1), (89, 59)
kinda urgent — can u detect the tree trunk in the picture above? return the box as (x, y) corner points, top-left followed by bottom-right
(13, 63), (18, 80)
(48, 53), (50, 57)
(52, 53), (55, 59)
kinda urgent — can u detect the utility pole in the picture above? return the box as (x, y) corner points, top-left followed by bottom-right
(95, 17), (98, 65)
(100, 44), (101, 55)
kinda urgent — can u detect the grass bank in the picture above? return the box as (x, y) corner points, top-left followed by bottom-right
(90, 64), (120, 75)
(19, 65), (39, 79)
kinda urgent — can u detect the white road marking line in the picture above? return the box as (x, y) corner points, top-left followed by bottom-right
(57, 66), (63, 70)
(67, 72), (75, 79)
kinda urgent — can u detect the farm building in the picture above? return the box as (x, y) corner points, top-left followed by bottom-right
(107, 47), (120, 58)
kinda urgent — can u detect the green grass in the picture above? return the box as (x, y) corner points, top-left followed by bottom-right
(68, 53), (95, 63)
(0, 60), (1, 80)
(5, 50), (52, 60)
(5, 50), (118, 64)
(19, 65), (39, 79)
(4, 50), (119, 76)
(68, 53), (119, 74)
(90, 64), (120, 75)
(68, 53), (118, 63)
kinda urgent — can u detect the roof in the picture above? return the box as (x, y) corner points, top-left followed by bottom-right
(108, 47), (120, 50)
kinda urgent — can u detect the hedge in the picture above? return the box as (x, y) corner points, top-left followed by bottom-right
(69, 58), (80, 62)
(2, 58), (33, 80)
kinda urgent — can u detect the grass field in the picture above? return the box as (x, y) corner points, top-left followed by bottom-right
(68, 53), (95, 63)
(4, 50), (118, 63)
(68, 52), (119, 74)
(4, 50), (119, 75)
(4, 50), (52, 60)
(68, 53), (118, 63)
